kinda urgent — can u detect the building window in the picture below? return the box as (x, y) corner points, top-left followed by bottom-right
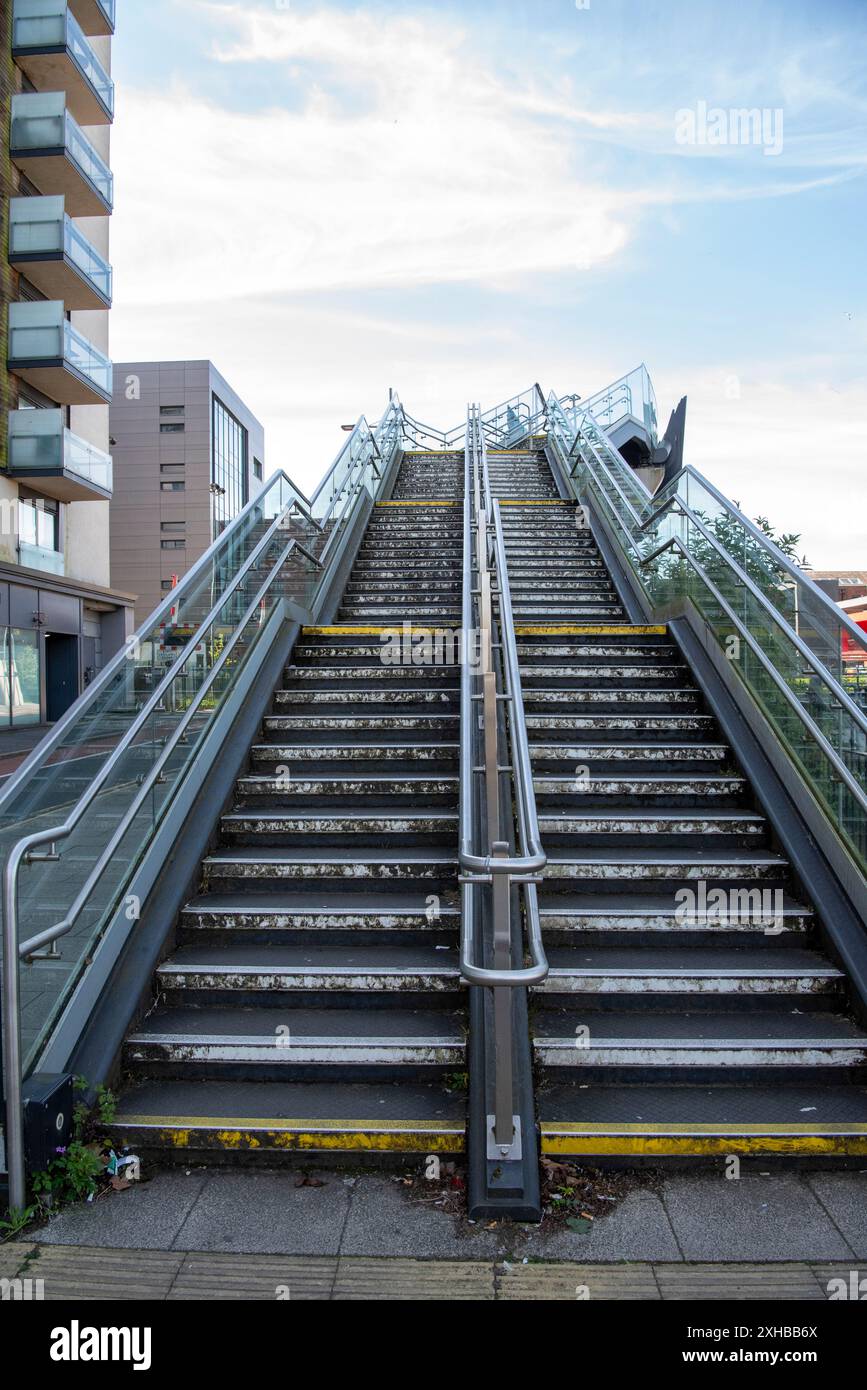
(0, 627), (41, 728)
(160, 481), (185, 492)
(19, 496), (60, 553)
(160, 522), (185, 533)
(160, 406), (184, 417)
(160, 423), (185, 434)
(212, 395), (248, 537)
(161, 540), (185, 550)
(253, 457), (263, 481)
(160, 464), (184, 474)
(161, 579), (176, 590)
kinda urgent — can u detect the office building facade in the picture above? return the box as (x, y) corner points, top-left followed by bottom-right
(109, 361), (266, 623)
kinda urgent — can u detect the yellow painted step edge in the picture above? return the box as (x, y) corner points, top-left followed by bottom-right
(375, 500), (458, 507)
(541, 1123), (867, 1158)
(117, 1116), (465, 1154)
(303, 625), (451, 636)
(514, 625), (667, 636)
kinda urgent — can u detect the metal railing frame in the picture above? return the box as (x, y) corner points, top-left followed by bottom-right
(459, 403), (547, 1156)
(1, 393), (406, 1211)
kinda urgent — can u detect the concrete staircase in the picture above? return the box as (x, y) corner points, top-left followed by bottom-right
(115, 452), (469, 1160)
(492, 447), (867, 1159)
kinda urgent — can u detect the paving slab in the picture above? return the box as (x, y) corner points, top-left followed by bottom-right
(499, 1260), (660, 1300)
(662, 1173), (856, 1262)
(173, 1170), (353, 1254)
(33, 1171), (209, 1250)
(334, 1256), (493, 1300)
(338, 1174), (507, 1258)
(654, 1262), (826, 1301)
(0, 1242), (34, 1278)
(805, 1174), (867, 1258)
(513, 1191), (680, 1262)
(810, 1263), (867, 1300)
(29, 1244), (183, 1300)
(170, 1251), (336, 1300)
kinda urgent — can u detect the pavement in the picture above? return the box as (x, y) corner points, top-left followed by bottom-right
(6, 1165), (864, 1300)
(1, 1241), (861, 1300)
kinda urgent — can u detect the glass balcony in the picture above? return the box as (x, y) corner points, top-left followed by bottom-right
(9, 196), (112, 309)
(7, 300), (112, 405)
(10, 92), (113, 216)
(68, 0), (114, 37)
(7, 408), (113, 501)
(13, 2), (114, 124)
(19, 542), (65, 576)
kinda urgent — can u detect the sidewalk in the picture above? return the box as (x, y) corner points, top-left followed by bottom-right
(1, 1241), (857, 1300)
(9, 1166), (865, 1299)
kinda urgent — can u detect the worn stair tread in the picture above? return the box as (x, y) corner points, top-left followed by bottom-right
(537, 1082), (867, 1127)
(115, 1078), (465, 1126)
(183, 890), (459, 915)
(159, 944), (461, 975)
(206, 846), (457, 862)
(533, 1009), (867, 1042)
(543, 945), (840, 975)
(128, 1005), (466, 1042)
(536, 889), (811, 925)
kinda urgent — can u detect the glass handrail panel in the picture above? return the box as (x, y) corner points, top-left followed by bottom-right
(13, 3), (114, 116)
(14, 538), (321, 1068)
(551, 416), (867, 874)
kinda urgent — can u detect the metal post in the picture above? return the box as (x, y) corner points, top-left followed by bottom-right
(3, 844), (27, 1211)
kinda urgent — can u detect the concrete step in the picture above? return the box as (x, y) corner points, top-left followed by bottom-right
(522, 689), (703, 708)
(115, 1078), (466, 1157)
(534, 773), (747, 802)
(525, 713), (715, 734)
(272, 689), (460, 708)
(529, 741), (731, 765)
(543, 847), (789, 882)
(157, 944), (462, 995)
(263, 714), (459, 733)
(538, 809), (767, 844)
(251, 742), (459, 767)
(536, 945), (842, 996)
(533, 1008), (867, 1074)
(203, 846), (458, 885)
(125, 1005), (467, 1074)
(220, 808), (459, 842)
(536, 890), (813, 936)
(537, 1082), (867, 1158)
(180, 891), (461, 937)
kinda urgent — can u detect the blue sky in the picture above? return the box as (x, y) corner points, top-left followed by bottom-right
(109, 0), (867, 564)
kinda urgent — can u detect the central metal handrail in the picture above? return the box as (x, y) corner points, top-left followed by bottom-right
(458, 402), (547, 1155)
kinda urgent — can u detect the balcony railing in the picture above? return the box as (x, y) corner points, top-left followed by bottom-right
(18, 541), (65, 576)
(10, 91), (113, 214)
(7, 409), (113, 500)
(8, 300), (112, 404)
(9, 196), (112, 308)
(13, 2), (114, 123)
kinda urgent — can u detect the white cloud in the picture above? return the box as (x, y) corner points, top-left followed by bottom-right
(110, 6), (643, 308)
(654, 364), (867, 567)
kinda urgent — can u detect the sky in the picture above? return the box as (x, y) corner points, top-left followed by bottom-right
(109, 0), (867, 566)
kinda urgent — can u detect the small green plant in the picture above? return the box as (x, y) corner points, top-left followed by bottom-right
(96, 1085), (117, 1127)
(32, 1141), (105, 1207)
(0, 1205), (36, 1240)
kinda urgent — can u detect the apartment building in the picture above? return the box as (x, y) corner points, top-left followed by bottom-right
(0, 0), (133, 730)
(109, 361), (266, 623)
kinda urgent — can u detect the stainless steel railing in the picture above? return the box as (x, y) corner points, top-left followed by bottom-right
(459, 403), (547, 1156)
